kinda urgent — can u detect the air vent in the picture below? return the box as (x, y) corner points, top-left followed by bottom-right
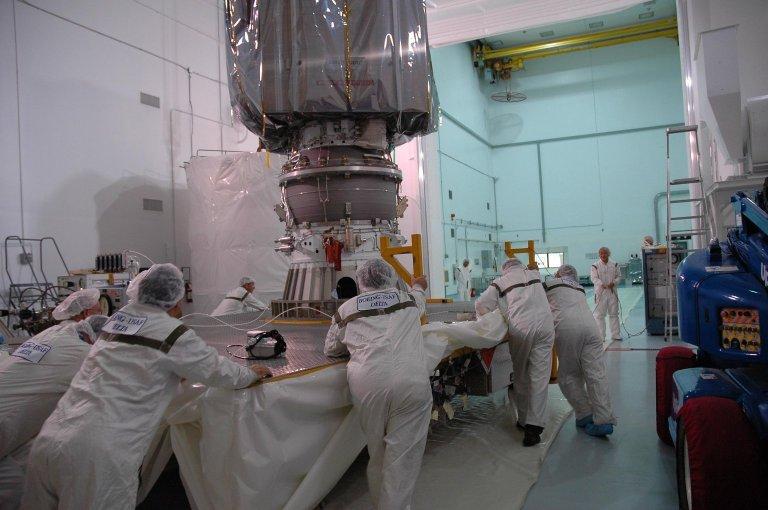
(539, 30), (555, 38)
(448, 190), (453, 199)
(143, 198), (163, 212)
(643, 0), (656, 5)
(589, 21), (604, 29)
(140, 92), (160, 108)
(639, 11), (654, 19)
(586, 252), (599, 260)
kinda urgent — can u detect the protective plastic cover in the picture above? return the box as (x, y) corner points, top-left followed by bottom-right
(169, 311), (509, 510)
(225, 0), (440, 153)
(185, 153), (289, 313)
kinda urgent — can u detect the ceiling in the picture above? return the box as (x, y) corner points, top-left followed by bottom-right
(425, 0), (675, 48)
(480, 0), (677, 48)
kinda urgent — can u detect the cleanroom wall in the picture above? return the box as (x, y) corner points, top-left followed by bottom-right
(0, 0), (262, 304)
(431, 44), (498, 296)
(430, 35), (690, 285)
(491, 37), (688, 276)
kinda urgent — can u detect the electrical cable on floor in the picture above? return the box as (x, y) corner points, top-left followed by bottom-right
(594, 288), (646, 341)
(617, 290), (647, 339)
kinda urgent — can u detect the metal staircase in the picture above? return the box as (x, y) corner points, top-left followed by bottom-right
(664, 125), (712, 340)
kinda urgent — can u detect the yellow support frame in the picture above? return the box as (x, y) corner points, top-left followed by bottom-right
(504, 240), (538, 270)
(379, 234), (424, 285)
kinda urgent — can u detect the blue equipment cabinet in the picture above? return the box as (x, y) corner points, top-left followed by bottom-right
(657, 186), (768, 510)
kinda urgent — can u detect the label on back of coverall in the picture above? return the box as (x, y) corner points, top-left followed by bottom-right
(356, 292), (400, 311)
(102, 311), (148, 335)
(11, 340), (52, 363)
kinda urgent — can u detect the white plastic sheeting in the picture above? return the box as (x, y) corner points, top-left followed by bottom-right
(185, 153), (289, 313)
(426, 0), (645, 47)
(169, 311), (509, 510)
(322, 388), (573, 509)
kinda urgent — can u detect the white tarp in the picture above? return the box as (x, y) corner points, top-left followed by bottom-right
(168, 311), (509, 510)
(185, 153), (289, 313)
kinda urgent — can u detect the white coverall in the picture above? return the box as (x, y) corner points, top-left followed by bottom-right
(590, 259), (622, 341)
(21, 302), (256, 510)
(543, 278), (616, 425)
(456, 265), (472, 301)
(0, 322), (89, 509)
(325, 285), (431, 510)
(475, 260), (555, 428)
(211, 286), (267, 316)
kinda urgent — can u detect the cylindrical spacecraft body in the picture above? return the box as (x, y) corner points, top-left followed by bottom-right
(224, 0), (439, 309)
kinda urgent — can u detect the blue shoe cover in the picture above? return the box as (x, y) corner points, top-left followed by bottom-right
(585, 422), (614, 437)
(575, 415), (594, 428)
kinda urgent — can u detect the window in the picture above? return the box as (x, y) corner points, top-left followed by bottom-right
(535, 251), (565, 272)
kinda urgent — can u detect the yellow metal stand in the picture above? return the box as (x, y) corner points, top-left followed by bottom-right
(380, 234), (427, 324)
(504, 240), (539, 269)
(379, 234), (424, 285)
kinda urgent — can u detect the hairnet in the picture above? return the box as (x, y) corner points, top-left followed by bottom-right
(240, 276), (255, 286)
(84, 314), (110, 334)
(52, 288), (101, 320)
(557, 264), (578, 279)
(126, 270), (148, 303)
(356, 259), (395, 291)
(137, 263), (185, 310)
(501, 258), (523, 273)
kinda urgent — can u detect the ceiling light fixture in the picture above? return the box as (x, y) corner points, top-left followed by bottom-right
(639, 11), (655, 19)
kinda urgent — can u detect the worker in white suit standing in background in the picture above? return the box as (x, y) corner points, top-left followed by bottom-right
(211, 276), (268, 316)
(0, 289), (101, 509)
(324, 259), (431, 510)
(456, 259), (472, 301)
(590, 247), (622, 342)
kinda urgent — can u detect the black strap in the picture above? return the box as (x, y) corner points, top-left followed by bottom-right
(225, 295), (247, 302)
(106, 324), (189, 353)
(544, 283), (586, 294)
(337, 300), (417, 328)
(498, 278), (542, 297)
(490, 282), (502, 293)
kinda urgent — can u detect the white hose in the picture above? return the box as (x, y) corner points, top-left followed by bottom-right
(182, 306), (334, 332)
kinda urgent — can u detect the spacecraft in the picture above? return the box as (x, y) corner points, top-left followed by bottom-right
(225, 0), (439, 315)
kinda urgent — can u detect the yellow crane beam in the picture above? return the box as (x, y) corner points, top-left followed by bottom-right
(480, 17), (678, 71)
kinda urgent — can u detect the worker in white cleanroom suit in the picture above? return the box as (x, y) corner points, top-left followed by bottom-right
(324, 259), (431, 510)
(21, 264), (272, 510)
(590, 247), (622, 342)
(0, 289), (101, 509)
(475, 257), (555, 447)
(544, 265), (616, 437)
(456, 259), (472, 301)
(211, 276), (268, 316)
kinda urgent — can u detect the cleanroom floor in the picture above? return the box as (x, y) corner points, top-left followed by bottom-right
(141, 286), (686, 509)
(523, 286), (683, 510)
